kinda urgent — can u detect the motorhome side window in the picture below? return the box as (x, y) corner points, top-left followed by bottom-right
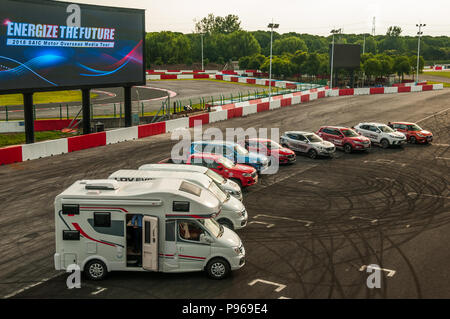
(173, 201), (190, 212)
(94, 212), (111, 227)
(178, 221), (204, 242)
(179, 181), (202, 197)
(166, 221), (176, 241)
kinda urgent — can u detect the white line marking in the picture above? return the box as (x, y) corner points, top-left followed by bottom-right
(375, 177), (395, 182)
(436, 157), (450, 160)
(416, 107), (450, 124)
(364, 159), (406, 167)
(350, 216), (378, 224)
(359, 265), (396, 277)
(408, 192), (450, 200)
(278, 296), (291, 299)
(433, 144), (450, 147)
(298, 179), (320, 185)
(3, 272), (62, 299)
(253, 214), (313, 227)
(91, 287), (107, 295)
(248, 221), (275, 228)
(248, 279), (287, 292)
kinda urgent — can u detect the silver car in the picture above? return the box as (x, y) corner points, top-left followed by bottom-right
(281, 131), (336, 159)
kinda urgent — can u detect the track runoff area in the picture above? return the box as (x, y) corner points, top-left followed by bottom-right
(1, 87), (449, 299)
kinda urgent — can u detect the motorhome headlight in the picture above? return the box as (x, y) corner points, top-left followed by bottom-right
(228, 189), (240, 195)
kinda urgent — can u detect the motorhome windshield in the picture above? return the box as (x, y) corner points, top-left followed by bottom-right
(205, 169), (226, 185)
(199, 218), (222, 238)
(208, 181), (228, 203)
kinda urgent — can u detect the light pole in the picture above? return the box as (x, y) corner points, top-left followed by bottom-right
(330, 29), (341, 89)
(268, 21), (279, 102)
(416, 24), (425, 83)
(201, 33), (204, 71)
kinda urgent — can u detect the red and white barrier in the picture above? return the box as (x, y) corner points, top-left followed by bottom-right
(0, 83), (444, 166)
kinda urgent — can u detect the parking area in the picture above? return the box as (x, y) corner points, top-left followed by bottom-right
(1, 89), (449, 299)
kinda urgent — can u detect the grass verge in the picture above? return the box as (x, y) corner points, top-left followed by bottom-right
(0, 91), (98, 107)
(0, 131), (77, 148)
(424, 71), (450, 79)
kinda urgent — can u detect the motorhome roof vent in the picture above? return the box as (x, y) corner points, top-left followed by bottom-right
(85, 180), (120, 190)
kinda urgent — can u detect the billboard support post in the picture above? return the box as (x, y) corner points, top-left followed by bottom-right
(23, 93), (35, 144)
(124, 86), (132, 127)
(82, 89), (91, 135)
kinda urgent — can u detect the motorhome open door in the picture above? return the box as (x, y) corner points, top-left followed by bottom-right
(143, 216), (159, 271)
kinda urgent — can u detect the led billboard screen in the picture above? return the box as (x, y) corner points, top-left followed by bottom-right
(330, 44), (361, 69)
(0, 0), (145, 94)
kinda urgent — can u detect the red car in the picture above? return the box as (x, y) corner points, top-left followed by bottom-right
(187, 153), (258, 187)
(317, 126), (371, 153)
(244, 138), (296, 164)
(389, 122), (433, 144)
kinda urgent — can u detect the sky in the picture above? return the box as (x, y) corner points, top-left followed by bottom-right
(60, 0), (450, 37)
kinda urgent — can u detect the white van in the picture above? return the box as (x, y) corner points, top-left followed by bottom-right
(54, 179), (245, 280)
(139, 164), (243, 201)
(109, 170), (248, 230)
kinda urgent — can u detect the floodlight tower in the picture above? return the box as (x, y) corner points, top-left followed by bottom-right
(416, 24), (425, 82)
(330, 28), (342, 89)
(268, 21), (279, 101)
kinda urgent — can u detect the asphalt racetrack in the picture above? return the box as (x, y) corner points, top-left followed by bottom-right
(0, 80), (266, 120)
(0, 89), (449, 299)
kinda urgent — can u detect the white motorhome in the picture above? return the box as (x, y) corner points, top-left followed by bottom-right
(109, 170), (248, 230)
(139, 164), (243, 201)
(54, 179), (246, 280)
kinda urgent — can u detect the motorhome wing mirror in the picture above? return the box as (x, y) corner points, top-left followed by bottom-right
(200, 234), (213, 244)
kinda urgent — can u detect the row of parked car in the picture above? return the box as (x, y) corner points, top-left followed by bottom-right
(159, 121), (433, 188)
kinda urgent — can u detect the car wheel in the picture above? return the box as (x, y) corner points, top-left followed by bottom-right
(230, 178), (242, 188)
(218, 219), (234, 230)
(206, 258), (231, 280)
(308, 149), (318, 159)
(344, 144), (353, 154)
(84, 259), (107, 281)
(380, 139), (390, 149)
(409, 136), (416, 144)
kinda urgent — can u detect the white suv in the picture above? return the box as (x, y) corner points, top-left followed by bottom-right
(354, 122), (407, 148)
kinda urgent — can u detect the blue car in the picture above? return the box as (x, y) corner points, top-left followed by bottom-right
(190, 140), (270, 173)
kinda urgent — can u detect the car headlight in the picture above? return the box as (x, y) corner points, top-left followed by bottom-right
(242, 173), (252, 177)
(417, 134), (425, 137)
(234, 247), (241, 255)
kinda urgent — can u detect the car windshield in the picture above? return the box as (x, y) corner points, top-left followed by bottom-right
(306, 134), (323, 143)
(217, 156), (234, 169)
(205, 169), (226, 185)
(264, 141), (281, 149)
(208, 181), (228, 203)
(378, 125), (395, 133)
(408, 124), (422, 131)
(199, 218), (222, 238)
(341, 129), (359, 137)
(234, 144), (249, 155)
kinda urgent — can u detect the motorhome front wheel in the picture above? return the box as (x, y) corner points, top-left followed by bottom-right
(85, 260), (107, 281)
(206, 258), (230, 280)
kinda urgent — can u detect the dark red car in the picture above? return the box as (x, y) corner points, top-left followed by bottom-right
(317, 126), (371, 153)
(186, 153), (258, 188)
(389, 122), (433, 144)
(244, 138), (296, 164)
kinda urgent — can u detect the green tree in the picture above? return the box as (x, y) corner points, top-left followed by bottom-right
(195, 14), (241, 34)
(239, 56), (251, 69)
(393, 55), (411, 81)
(227, 31), (261, 60)
(273, 36), (308, 55)
(363, 58), (381, 82)
(248, 54), (267, 70)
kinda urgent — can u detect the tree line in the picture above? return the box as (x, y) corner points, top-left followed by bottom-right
(145, 14), (450, 70)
